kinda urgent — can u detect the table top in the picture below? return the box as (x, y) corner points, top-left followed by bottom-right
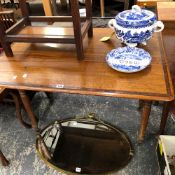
(157, 2), (175, 21)
(137, 0), (173, 7)
(0, 28), (173, 101)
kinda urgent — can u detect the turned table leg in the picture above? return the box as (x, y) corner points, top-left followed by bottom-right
(138, 100), (152, 143)
(9, 91), (31, 128)
(18, 90), (38, 131)
(18, 90), (49, 159)
(138, 100), (144, 110)
(159, 101), (171, 134)
(0, 150), (9, 166)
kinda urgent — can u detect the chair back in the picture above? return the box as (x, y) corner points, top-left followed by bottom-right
(0, 10), (15, 31)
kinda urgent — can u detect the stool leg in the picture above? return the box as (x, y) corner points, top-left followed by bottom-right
(0, 150), (9, 166)
(70, 0), (84, 60)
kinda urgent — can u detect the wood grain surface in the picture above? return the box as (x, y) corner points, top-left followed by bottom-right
(0, 28), (173, 101)
(137, 0), (173, 7)
(157, 2), (175, 21)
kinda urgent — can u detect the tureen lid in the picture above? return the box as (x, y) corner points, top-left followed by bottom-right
(115, 5), (157, 28)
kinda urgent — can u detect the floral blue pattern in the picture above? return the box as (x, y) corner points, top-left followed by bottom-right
(106, 47), (152, 73)
(115, 7), (156, 28)
(116, 29), (153, 44)
(108, 5), (164, 46)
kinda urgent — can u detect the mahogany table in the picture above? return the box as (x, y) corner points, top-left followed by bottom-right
(136, 0), (173, 8)
(156, 4), (175, 133)
(157, 2), (175, 21)
(0, 28), (173, 142)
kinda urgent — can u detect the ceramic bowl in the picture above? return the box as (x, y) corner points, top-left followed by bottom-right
(106, 47), (152, 73)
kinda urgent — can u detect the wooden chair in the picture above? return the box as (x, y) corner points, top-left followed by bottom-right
(0, 0), (19, 9)
(0, 0), (93, 60)
(0, 89), (9, 166)
(0, 88), (31, 128)
(156, 2), (175, 134)
(0, 10), (16, 30)
(0, 10), (31, 163)
(0, 10), (32, 167)
(0, 87), (32, 166)
(0, 10), (30, 128)
(0, 10), (16, 48)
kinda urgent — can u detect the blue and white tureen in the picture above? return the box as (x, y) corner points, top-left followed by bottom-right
(108, 5), (164, 47)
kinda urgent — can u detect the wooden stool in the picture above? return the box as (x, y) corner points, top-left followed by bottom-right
(0, 0), (93, 60)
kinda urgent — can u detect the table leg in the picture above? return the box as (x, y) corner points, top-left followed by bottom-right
(100, 0), (105, 17)
(18, 90), (38, 131)
(138, 100), (152, 143)
(159, 101), (171, 134)
(9, 91), (31, 128)
(0, 150), (9, 166)
(18, 90), (50, 159)
(138, 100), (144, 110)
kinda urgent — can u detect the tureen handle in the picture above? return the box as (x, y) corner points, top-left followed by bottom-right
(154, 21), (164, 32)
(108, 19), (116, 30)
(131, 5), (142, 12)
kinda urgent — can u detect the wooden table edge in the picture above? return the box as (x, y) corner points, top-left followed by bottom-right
(0, 84), (173, 102)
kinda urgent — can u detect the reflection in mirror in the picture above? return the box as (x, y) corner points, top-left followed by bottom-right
(36, 115), (134, 174)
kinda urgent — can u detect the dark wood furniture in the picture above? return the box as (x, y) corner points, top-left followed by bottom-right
(157, 2), (175, 21)
(0, 87), (31, 128)
(0, 10), (31, 128)
(0, 10), (16, 48)
(0, 87), (32, 166)
(0, 0), (93, 60)
(0, 0), (19, 9)
(0, 10), (32, 167)
(0, 88), (9, 167)
(0, 10), (16, 30)
(136, 0), (173, 8)
(0, 150), (9, 166)
(156, 2), (175, 134)
(0, 28), (173, 143)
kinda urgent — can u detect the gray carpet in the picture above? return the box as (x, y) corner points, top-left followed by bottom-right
(0, 91), (175, 175)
